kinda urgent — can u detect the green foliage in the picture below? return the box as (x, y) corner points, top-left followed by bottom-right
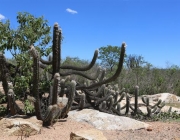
(118, 61), (180, 95)
(0, 93), (6, 104)
(0, 105), (6, 116)
(131, 109), (180, 122)
(23, 100), (35, 115)
(0, 12), (52, 98)
(98, 45), (124, 71)
(0, 12), (52, 56)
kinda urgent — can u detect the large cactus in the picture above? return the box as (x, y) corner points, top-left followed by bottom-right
(29, 45), (76, 125)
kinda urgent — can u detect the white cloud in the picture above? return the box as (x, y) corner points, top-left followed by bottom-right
(0, 14), (5, 21)
(66, 8), (78, 14)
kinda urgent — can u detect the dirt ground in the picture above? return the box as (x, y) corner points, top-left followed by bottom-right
(0, 118), (180, 140)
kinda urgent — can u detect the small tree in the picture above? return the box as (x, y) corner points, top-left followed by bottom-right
(0, 12), (52, 97)
(125, 54), (147, 85)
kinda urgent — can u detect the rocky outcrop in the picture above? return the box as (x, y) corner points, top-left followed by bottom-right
(0, 115), (42, 136)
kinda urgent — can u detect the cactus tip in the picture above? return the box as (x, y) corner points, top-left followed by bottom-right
(54, 22), (59, 27)
(122, 42), (127, 47)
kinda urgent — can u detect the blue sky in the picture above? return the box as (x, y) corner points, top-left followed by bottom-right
(0, 0), (180, 68)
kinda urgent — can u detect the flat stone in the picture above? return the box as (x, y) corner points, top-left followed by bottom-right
(70, 129), (107, 140)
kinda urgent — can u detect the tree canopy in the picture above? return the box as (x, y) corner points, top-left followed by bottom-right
(98, 45), (124, 71)
(0, 12), (52, 57)
(0, 12), (52, 97)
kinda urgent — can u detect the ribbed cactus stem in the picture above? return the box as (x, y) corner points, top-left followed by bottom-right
(117, 103), (121, 113)
(142, 96), (149, 105)
(79, 93), (86, 110)
(52, 23), (61, 75)
(168, 106), (172, 113)
(59, 79), (65, 97)
(113, 92), (126, 106)
(58, 28), (62, 71)
(134, 86), (139, 115)
(52, 73), (60, 105)
(151, 99), (162, 108)
(125, 93), (130, 115)
(29, 45), (42, 120)
(113, 88), (125, 104)
(101, 101), (107, 109)
(158, 101), (165, 108)
(8, 89), (17, 115)
(61, 80), (76, 118)
(86, 84), (106, 97)
(151, 106), (157, 114)
(114, 91), (119, 103)
(147, 106), (151, 117)
(108, 95), (114, 110)
(146, 97), (150, 106)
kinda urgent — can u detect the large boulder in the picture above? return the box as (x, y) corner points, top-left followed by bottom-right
(144, 93), (180, 103)
(0, 115), (42, 136)
(68, 109), (150, 131)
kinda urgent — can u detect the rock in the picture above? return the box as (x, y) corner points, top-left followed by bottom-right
(142, 93), (180, 103)
(0, 115), (42, 136)
(68, 109), (150, 131)
(146, 127), (153, 131)
(70, 129), (107, 140)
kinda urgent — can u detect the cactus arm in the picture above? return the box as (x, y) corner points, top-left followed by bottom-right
(114, 91), (119, 103)
(113, 92), (126, 106)
(71, 102), (92, 110)
(105, 95), (114, 110)
(142, 96), (147, 104)
(78, 93), (86, 110)
(60, 66), (102, 80)
(60, 49), (98, 71)
(99, 101), (107, 110)
(40, 58), (52, 65)
(60, 80), (76, 118)
(158, 101), (165, 108)
(134, 86), (139, 115)
(76, 42), (126, 90)
(94, 91), (114, 106)
(125, 93), (130, 115)
(147, 106), (152, 117)
(59, 79), (65, 97)
(82, 84), (106, 97)
(52, 73), (60, 105)
(7, 89), (24, 115)
(151, 99), (162, 108)
(48, 73), (60, 105)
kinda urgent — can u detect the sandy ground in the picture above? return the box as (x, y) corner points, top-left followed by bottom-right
(0, 118), (180, 140)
